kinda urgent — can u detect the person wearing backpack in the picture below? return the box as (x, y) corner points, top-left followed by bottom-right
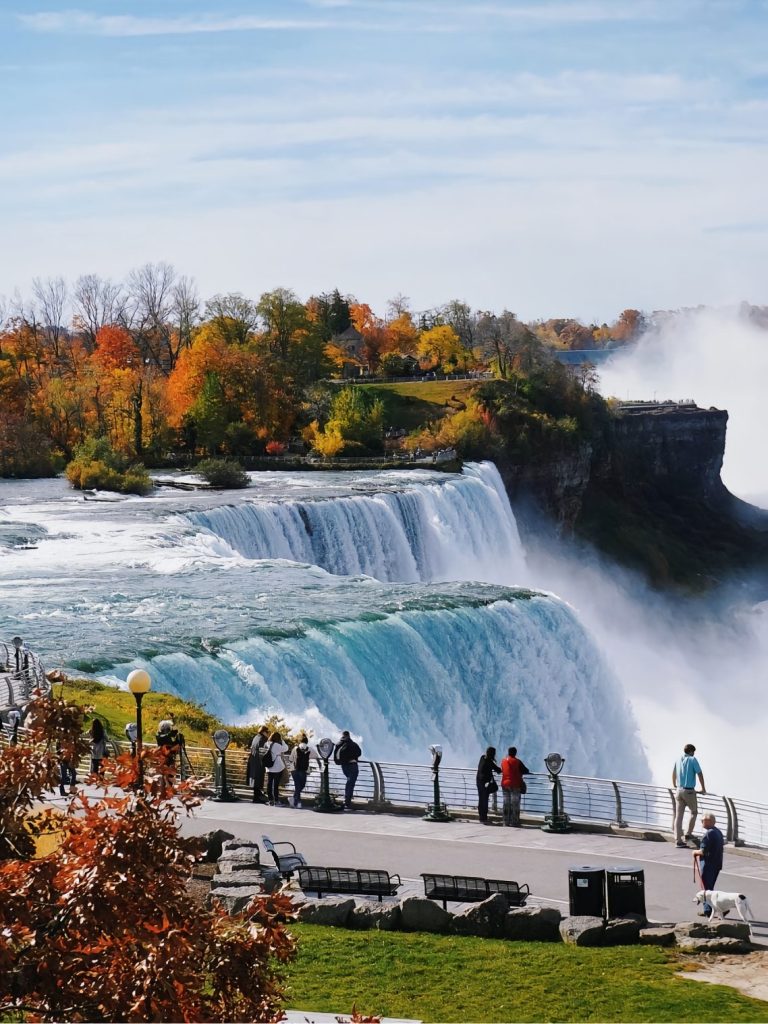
(247, 726), (269, 803)
(291, 733), (312, 808)
(264, 731), (289, 805)
(334, 730), (362, 809)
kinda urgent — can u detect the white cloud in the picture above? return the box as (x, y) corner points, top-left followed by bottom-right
(19, 11), (336, 37)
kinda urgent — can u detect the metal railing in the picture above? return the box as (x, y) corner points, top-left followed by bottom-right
(4, 726), (767, 852)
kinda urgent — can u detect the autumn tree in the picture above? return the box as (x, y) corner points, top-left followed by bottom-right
(417, 324), (465, 371)
(310, 386), (384, 456)
(0, 692), (296, 1022)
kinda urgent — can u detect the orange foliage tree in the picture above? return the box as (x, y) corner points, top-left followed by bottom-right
(0, 693), (296, 1022)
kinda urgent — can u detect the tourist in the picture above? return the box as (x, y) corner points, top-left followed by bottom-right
(90, 719), (108, 775)
(57, 742), (77, 796)
(6, 707), (21, 745)
(693, 813), (724, 917)
(672, 743), (706, 847)
(500, 746), (530, 827)
(291, 733), (312, 807)
(334, 730), (362, 809)
(125, 721), (137, 758)
(265, 731), (289, 805)
(476, 746), (501, 824)
(247, 725), (270, 803)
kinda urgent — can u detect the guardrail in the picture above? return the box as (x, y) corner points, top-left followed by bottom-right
(3, 728), (767, 852)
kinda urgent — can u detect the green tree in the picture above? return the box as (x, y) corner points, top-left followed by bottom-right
(189, 372), (229, 455)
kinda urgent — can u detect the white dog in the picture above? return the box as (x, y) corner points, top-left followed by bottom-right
(693, 889), (754, 923)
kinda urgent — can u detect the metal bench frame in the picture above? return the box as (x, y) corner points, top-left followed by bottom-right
(261, 835), (307, 877)
(421, 872), (530, 910)
(298, 865), (402, 902)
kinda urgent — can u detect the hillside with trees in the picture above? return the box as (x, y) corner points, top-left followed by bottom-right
(0, 264), (649, 477)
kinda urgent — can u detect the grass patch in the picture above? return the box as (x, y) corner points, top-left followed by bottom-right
(285, 925), (768, 1023)
(50, 677), (220, 748)
(361, 380), (477, 431)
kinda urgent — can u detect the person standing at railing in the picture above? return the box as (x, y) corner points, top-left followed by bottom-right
(290, 734), (313, 808)
(501, 746), (530, 827)
(476, 746), (501, 824)
(334, 730), (362, 810)
(125, 722), (137, 758)
(672, 743), (706, 847)
(7, 707), (21, 746)
(90, 719), (108, 775)
(265, 731), (290, 805)
(57, 741), (77, 796)
(247, 726), (270, 804)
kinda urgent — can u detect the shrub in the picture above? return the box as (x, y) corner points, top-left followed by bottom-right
(195, 457), (249, 489)
(265, 440), (287, 456)
(65, 437), (152, 495)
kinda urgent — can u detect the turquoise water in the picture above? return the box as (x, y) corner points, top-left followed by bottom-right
(0, 463), (648, 777)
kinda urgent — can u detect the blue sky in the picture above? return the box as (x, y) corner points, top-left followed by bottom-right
(3, 0), (768, 319)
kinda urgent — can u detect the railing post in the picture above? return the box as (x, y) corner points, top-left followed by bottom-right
(611, 781), (627, 827)
(725, 797), (742, 846)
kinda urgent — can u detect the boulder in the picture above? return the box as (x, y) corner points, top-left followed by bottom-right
(675, 920), (751, 941)
(201, 828), (235, 862)
(674, 919), (752, 953)
(294, 896), (355, 927)
(452, 894), (509, 938)
(217, 840), (261, 872)
(350, 901), (402, 931)
(676, 936), (752, 954)
(603, 918), (641, 946)
(399, 896), (452, 934)
(504, 906), (562, 942)
(211, 868), (281, 892)
(559, 916), (605, 947)
(208, 885), (262, 915)
(639, 927), (677, 947)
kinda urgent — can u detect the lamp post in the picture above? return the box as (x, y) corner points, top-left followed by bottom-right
(541, 751), (571, 834)
(313, 737), (343, 813)
(212, 729), (238, 802)
(127, 669), (151, 788)
(424, 743), (452, 822)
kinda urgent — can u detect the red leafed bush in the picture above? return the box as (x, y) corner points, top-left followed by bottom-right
(0, 693), (296, 1023)
(265, 440), (286, 456)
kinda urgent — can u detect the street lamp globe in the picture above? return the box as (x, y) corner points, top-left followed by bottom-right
(127, 669), (151, 695)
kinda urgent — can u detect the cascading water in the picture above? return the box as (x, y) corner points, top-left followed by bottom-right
(107, 594), (647, 779)
(0, 463), (650, 781)
(186, 462), (527, 584)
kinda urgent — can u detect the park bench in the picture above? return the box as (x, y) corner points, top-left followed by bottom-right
(261, 835), (307, 878)
(298, 865), (402, 902)
(421, 873), (530, 910)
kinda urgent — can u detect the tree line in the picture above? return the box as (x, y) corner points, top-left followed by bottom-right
(0, 263), (645, 477)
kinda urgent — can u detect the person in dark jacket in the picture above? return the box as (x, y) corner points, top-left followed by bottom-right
(334, 730), (362, 809)
(476, 746), (501, 824)
(693, 813), (725, 917)
(291, 733), (312, 808)
(90, 719), (108, 775)
(246, 726), (270, 803)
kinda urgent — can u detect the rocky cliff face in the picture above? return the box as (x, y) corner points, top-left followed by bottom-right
(495, 404), (767, 588)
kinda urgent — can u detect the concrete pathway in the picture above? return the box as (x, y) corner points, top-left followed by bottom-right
(180, 798), (768, 940)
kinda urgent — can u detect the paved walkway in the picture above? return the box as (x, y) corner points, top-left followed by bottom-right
(180, 798), (768, 940)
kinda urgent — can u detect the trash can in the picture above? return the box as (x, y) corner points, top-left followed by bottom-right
(568, 866), (606, 918)
(605, 865), (645, 918)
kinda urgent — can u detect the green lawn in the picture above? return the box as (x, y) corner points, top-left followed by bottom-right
(361, 380), (477, 431)
(285, 926), (768, 1023)
(50, 677), (220, 748)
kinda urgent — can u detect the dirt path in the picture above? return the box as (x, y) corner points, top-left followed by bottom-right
(679, 951), (768, 1002)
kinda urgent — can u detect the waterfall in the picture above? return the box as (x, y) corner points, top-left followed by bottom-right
(187, 462), (526, 584)
(107, 593), (648, 780)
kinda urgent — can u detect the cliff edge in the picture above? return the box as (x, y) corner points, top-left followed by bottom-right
(495, 402), (768, 589)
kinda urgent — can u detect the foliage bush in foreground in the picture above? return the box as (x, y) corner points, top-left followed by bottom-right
(196, 457), (250, 488)
(0, 692), (296, 1022)
(65, 436), (152, 495)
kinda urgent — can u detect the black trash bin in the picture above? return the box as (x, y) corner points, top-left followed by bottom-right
(605, 865), (645, 918)
(568, 866), (606, 918)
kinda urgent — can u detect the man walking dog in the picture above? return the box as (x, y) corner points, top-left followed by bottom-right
(693, 813), (724, 917)
(672, 743), (706, 847)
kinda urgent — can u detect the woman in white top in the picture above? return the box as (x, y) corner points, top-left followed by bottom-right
(265, 731), (289, 805)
